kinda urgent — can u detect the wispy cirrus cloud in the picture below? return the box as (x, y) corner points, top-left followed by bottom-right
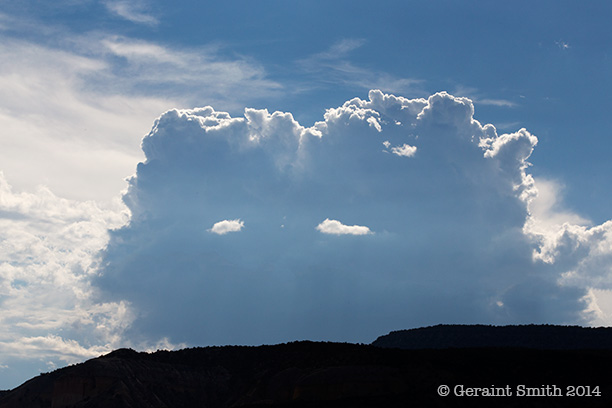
(452, 85), (518, 108)
(297, 39), (424, 95)
(103, 0), (159, 25)
(477, 98), (518, 107)
(0, 37), (168, 202)
(309, 38), (367, 60)
(97, 35), (282, 102)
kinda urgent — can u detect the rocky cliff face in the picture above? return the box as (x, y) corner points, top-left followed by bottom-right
(2, 326), (612, 407)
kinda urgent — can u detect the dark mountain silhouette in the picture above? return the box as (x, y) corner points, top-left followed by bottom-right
(372, 324), (612, 349)
(1, 325), (612, 407)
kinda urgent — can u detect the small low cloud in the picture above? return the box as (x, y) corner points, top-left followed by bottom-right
(391, 143), (417, 157)
(316, 219), (372, 236)
(209, 219), (245, 235)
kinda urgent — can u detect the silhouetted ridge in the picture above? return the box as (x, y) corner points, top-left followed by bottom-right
(372, 324), (612, 349)
(2, 326), (612, 407)
(103, 348), (141, 359)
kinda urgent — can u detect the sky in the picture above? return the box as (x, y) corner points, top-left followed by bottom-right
(0, 0), (612, 390)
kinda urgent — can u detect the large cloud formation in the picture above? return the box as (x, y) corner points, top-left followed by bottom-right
(95, 90), (612, 347)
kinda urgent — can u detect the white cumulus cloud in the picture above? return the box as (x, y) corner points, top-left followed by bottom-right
(209, 219), (245, 235)
(90, 89), (612, 357)
(316, 219), (372, 236)
(390, 143), (417, 157)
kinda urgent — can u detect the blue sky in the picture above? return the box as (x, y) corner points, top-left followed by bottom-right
(1, 0), (612, 390)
